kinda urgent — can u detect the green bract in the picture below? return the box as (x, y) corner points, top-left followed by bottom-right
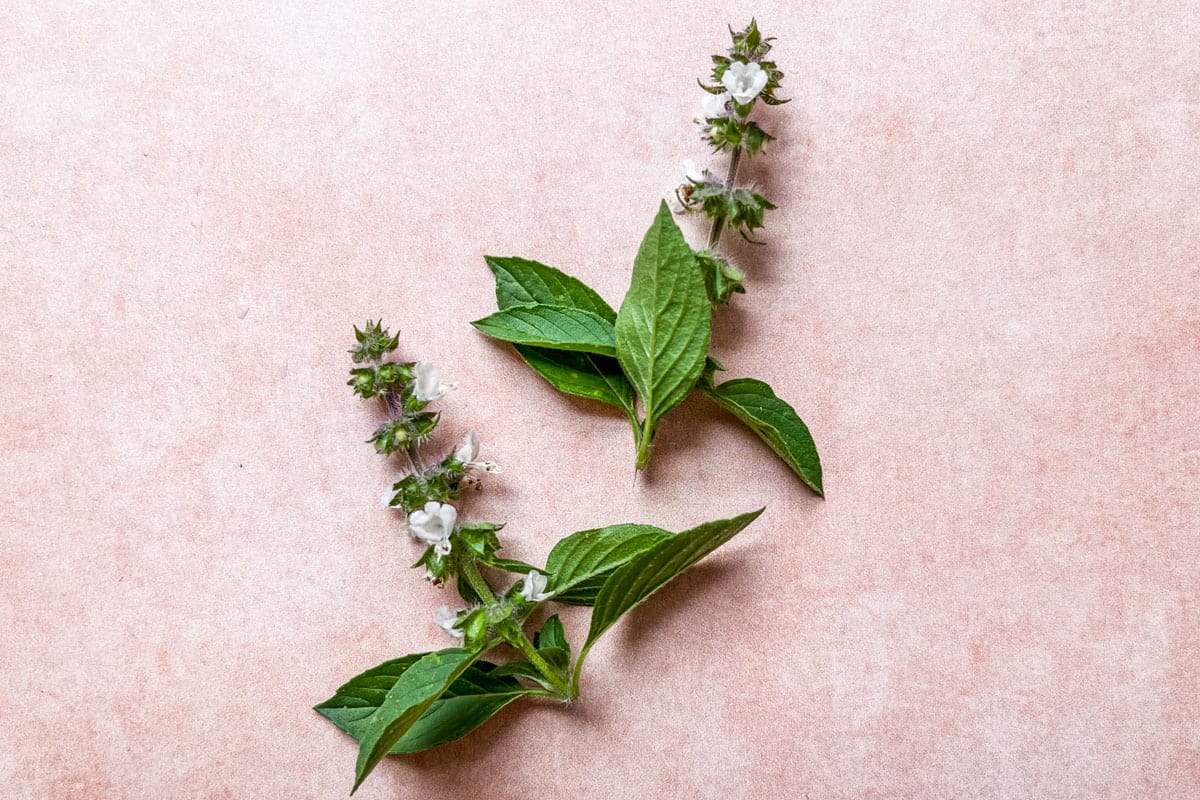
(471, 20), (823, 493)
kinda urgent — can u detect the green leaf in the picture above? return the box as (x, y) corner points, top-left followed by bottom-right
(484, 256), (635, 415)
(573, 509), (763, 685)
(350, 648), (481, 792)
(534, 615), (569, 655)
(511, 345), (636, 415)
(316, 656), (532, 756)
(483, 257), (635, 415)
(486, 256), (616, 321)
(614, 201), (712, 467)
(536, 645), (570, 672)
(544, 523), (673, 605)
(700, 377), (823, 496)
(471, 305), (617, 357)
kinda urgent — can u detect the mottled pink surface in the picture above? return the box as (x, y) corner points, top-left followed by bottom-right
(2, 2), (1198, 798)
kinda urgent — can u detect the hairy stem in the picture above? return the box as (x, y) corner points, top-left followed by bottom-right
(706, 144), (743, 249)
(382, 390), (426, 472)
(510, 630), (575, 700)
(459, 559), (496, 605)
(634, 418), (655, 471)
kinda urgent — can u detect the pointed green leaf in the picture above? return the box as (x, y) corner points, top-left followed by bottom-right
(483, 256), (635, 414)
(486, 256), (616, 321)
(574, 509), (763, 680)
(316, 657), (533, 755)
(351, 648), (481, 792)
(534, 615), (569, 656)
(701, 377), (823, 496)
(615, 202), (712, 460)
(471, 305), (617, 356)
(544, 523), (673, 605)
(511, 345), (636, 414)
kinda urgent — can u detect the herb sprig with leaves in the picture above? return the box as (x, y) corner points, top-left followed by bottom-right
(317, 321), (763, 793)
(471, 20), (823, 495)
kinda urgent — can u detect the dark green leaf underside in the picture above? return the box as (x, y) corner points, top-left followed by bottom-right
(512, 345), (636, 413)
(703, 377), (823, 495)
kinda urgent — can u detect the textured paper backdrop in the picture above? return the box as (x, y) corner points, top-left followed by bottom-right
(2, 2), (1198, 798)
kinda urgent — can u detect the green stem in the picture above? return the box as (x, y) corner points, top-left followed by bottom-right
(510, 631), (575, 700)
(706, 144), (743, 249)
(459, 559), (496, 605)
(634, 418), (655, 471)
(569, 641), (595, 698)
(405, 444), (425, 472)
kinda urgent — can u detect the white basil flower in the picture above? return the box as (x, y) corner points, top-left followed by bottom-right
(412, 361), (453, 402)
(454, 429), (480, 463)
(433, 605), (465, 638)
(701, 90), (731, 118)
(520, 570), (553, 603)
(721, 61), (768, 105)
(681, 159), (716, 185)
(453, 429), (502, 474)
(407, 501), (457, 548)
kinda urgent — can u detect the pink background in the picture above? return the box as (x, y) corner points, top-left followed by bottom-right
(2, 2), (1198, 798)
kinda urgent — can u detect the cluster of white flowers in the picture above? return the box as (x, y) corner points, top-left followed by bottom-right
(698, 61), (767, 123)
(678, 61), (769, 214)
